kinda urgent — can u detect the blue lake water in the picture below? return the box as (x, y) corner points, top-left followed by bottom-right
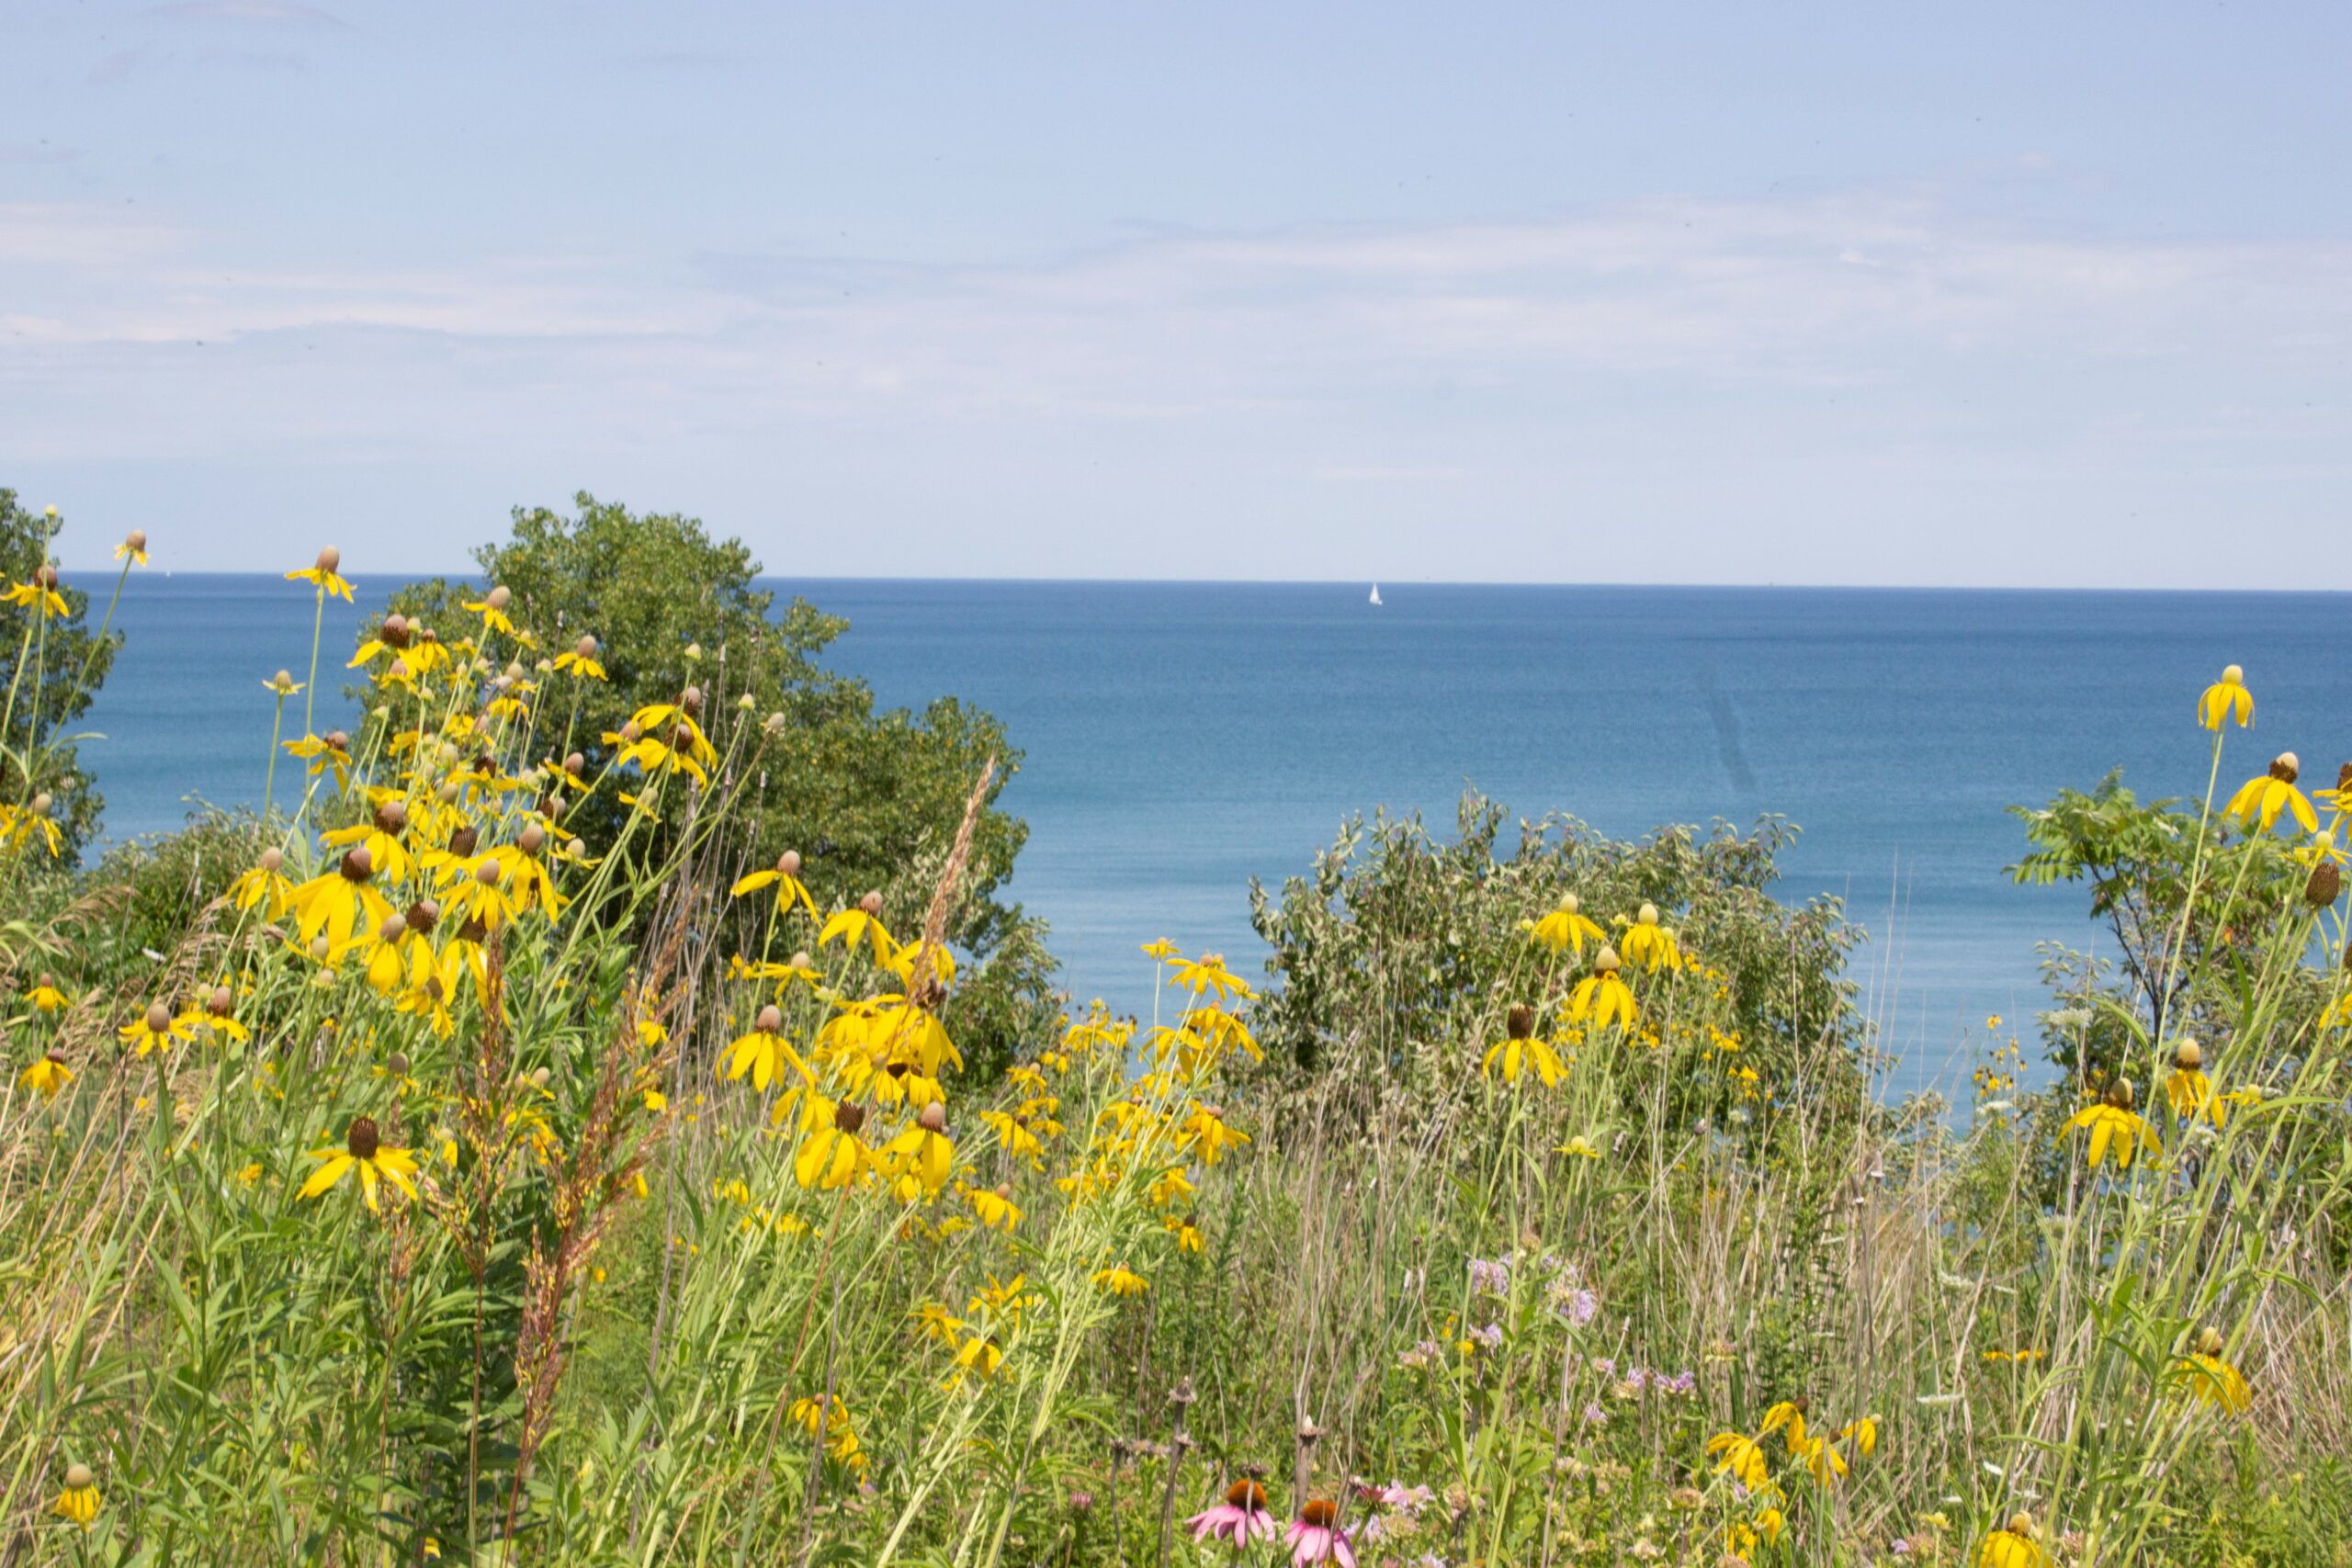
(81, 574), (2352, 1100)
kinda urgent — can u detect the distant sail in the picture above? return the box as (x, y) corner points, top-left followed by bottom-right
(1368, 583), (1383, 605)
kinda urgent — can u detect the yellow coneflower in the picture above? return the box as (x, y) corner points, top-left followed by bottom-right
(552, 633), (606, 681)
(1568, 947), (1638, 1030)
(23, 973), (70, 1011)
(1528, 892), (1604, 955)
(4, 565), (69, 619)
(730, 849), (818, 918)
(1618, 903), (1684, 972)
(1556, 1134), (1603, 1159)
(229, 847), (297, 917)
(283, 730), (356, 791)
(286, 545), (355, 602)
(18, 1050), (74, 1100)
(1482, 1003), (1564, 1089)
(1166, 951), (1253, 1002)
(1166, 1213), (1205, 1252)
(819, 893), (896, 962)
(288, 845), (397, 960)
(967, 1271), (1039, 1327)
(2065, 1078), (2160, 1171)
(611, 697), (717, 785)
(2222, 752), (2318, 835)
(913, 1301), (966, 1345)
(1179, 1101), (1250, 1165)
(964, 1189), (1021, 1241)
(1836, 1416), (1878, 1457)
(347, 612), (413, 669)
(178, 984), (251, 1045)
(722, 1006), (809, 1094)
(884, 1103), (955, 1196)
(52, 1461), (99, 1529)
(794, 1099), (871, 1190)
(1705, 1430), (1770, 1490)
(114, 528), (149, 566)
(461, 584), (520, 638)
(1977, 1513), (2045, 1568)
(1093, 1262), (1149, 1297)
(2164, 1040), (2223, 1126)
(2178, 1326), (2251, 1414)
(119, 999), (189, 1057)
(299, 1116), (421, 1213)
(2197, 664), (2253, 730)
(1758, 1397), (1809, 1447)
(950, 1332), (1005, 1384)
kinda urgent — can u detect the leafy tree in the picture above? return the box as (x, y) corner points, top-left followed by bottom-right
(1247, 791), (1866, 1127)
(0, 489), (125, 861)
(368, 493), (1053, 1073)
(2007, 767), (2301, 1077)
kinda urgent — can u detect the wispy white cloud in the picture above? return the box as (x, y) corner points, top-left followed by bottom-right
(143, 2), (349, 28)
(6, 190), (2349, 580)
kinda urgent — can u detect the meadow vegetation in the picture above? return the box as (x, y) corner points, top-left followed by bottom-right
(1, 501), (2346, 1566)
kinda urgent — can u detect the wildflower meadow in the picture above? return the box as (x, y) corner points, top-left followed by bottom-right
(2, 499), (2348, 1567)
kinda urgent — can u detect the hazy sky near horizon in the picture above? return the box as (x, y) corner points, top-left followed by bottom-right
(6, 2), (2350, 585)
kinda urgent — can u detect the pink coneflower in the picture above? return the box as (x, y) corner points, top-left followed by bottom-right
(1288, 1498), (1358, 1567)
(1186, 1479), (1278, 1548)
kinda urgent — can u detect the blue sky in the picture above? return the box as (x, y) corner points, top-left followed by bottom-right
(6, 1), (2349, 584)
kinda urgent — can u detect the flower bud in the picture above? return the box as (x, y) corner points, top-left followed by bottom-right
(272, 668), (295, 691)
(310, 935), (333, 961)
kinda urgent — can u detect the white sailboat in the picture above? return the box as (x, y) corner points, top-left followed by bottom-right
(1368, 583), (1383, 605)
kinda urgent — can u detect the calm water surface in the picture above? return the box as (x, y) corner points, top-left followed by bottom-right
(85, 575), (2352, 1100)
